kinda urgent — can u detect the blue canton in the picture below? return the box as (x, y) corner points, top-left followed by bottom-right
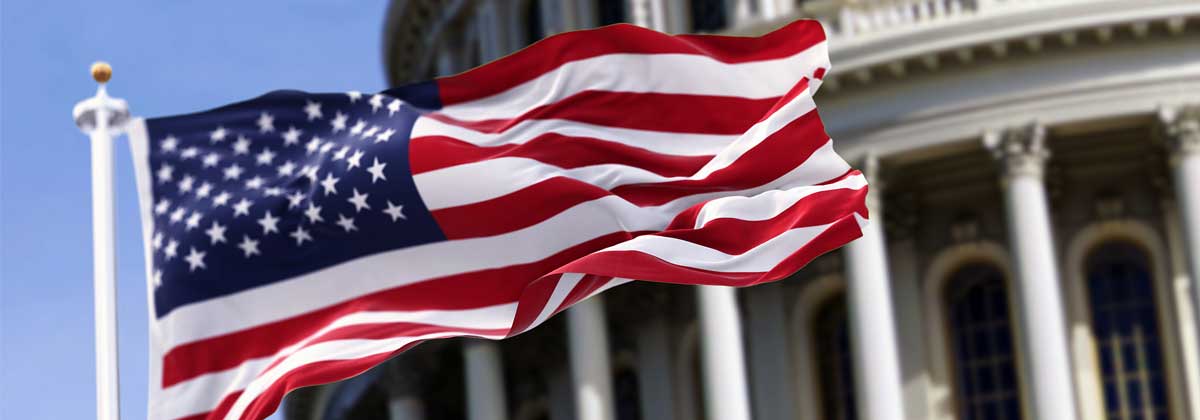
(145, 84), (446, 318)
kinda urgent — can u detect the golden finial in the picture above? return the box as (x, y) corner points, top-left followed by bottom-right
(91, 62), (112, 84)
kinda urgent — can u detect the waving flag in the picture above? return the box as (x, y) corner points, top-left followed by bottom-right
(127, 20), (867, 420)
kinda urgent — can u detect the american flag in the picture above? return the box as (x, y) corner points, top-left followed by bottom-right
(127, 20), (867, 420)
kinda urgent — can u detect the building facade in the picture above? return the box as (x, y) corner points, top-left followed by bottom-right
(285, 1), (1200, 419)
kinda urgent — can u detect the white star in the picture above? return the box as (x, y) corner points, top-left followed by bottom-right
(282, 126), (302, 146)
(185, 211), (202, 230)
(362, 125), (379, 139)
(290, 226), (313, 246)
(319, 141), (334, 154)
(202, 153), (221, 168)
(169, 207), (186, 224)
(336, 214), (358, 232)
(387, 99), (401, 116)
(300, 165), (319, 182)
(232, 198), (252, 217)
(264, 187), (283, 197)
(305, 136), (321, 154)
(287, 191), (306, 209)
(223, 163), (244, 180)
(304, 203), (323, 223)
(233, 136), (251, 155)
(205, 221), (227, 244)
(177, 175), (194, 193)
(244, 176), (265, 190)
(383, 201), (406, 221)
(212, 191), (231, 207)
(238, 235), (261, 258)
(320, 173), (340, 196)
(347, 91), (363, 103)
(180, 147), (200, 159)
(154, 199), (171, 215)
(277, 161), (296, 177)
(156, 164), (174, 183)
(257, 211), (280, 235)
(152, 231), (164, 250)
(367, 158), (387, 183)
(374, 128), (396, 143)
(333, 146), (350, 161)
(196, 182), (213, 198)
(210, 126), (228, 143)
(331, 112), (348, 133)
(184, 247), (207, 271)
(164, 240), (179, 260)
(347, 188), (370, 212)
(304, 100), (323, 121)
(350, 120), (366, 136)
(257, 112), (275, 133)
(369, 94), (384, 112)
(160, 136), (179, 152)
(346, 150), (364, 170)
(152, 269), (163, 287)
(255, 148), (276, 165)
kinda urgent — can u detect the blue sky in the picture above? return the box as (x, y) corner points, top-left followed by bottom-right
(1, 1), (391, 418)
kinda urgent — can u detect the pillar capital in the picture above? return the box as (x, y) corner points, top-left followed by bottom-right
(984, 122), (1049, 180)
(1159, 104), (1200, 159)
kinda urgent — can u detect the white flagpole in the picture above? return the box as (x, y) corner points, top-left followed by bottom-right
(73, 62), (129, 420)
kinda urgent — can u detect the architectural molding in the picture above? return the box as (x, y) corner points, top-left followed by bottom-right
(984, 122), (1049, 181)
(1160, 104), (1200, 161)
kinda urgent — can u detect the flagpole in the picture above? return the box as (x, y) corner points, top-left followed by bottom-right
(73, 62), (129, 420)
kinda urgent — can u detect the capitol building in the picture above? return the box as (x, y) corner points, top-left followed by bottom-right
(284, 1), (1200, 419)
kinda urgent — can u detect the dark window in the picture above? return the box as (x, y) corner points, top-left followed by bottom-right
(597, 0), (626, 26)
(813, 295), (856, 420)
(614, 367), (642, 420)
(525, 0), (545, 44)
(1086, 242), (1171, 420)
(945, 264), (1023, 420)
(690, 0), (727, 32)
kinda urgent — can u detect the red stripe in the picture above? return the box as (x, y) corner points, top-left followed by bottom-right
(554, 214), (864, 287)
(410, 133), (712, 176)
(161, 232), (637, 387)
(437, 20), (827, 105)
(432, 177), (611, 240)
(665, 169), (861, 229)
(558, 274), (613, 313)
(427, 90), (780, 135)
(611, 108), (828, 205)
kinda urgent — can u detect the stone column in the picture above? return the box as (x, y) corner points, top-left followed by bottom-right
(695, 285), (752, 420)
(1161, 105), (1200, 356)
(984, 123), (1079, 420)
(566, 296), (616, 420)
(842, 154), (907, 420)
(744, 282), (796, 420)
(381, 358), (427, 420)
(464, 340), (508, 420)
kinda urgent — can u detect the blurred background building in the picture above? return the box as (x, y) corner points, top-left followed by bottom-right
(284, 1), (1200, 419)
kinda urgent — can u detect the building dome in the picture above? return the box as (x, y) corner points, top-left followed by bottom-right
(290, 1), (1200, 420)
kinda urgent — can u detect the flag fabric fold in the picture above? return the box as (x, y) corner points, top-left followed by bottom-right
(126, 20), (866, 420)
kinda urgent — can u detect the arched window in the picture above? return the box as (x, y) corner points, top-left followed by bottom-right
(945, 264), (1022, 420)
(812, 294), (856, 420)
(689, 0), (727, 32)
(1085, 242), (1171, 420)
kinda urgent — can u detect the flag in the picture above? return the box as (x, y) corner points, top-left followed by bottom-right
(126, 20), (867, 420)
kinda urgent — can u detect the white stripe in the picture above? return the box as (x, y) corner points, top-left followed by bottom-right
(438, 42), (829, 122)
(692, 174), (867, 229)
(411, 116), (735, 157)
(527, 273), (583, 331)
(416, 96), (819, 211)
(599, 222), (840, 273)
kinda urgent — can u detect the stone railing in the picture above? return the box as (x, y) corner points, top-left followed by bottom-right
(814, 0), (1084, 39)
